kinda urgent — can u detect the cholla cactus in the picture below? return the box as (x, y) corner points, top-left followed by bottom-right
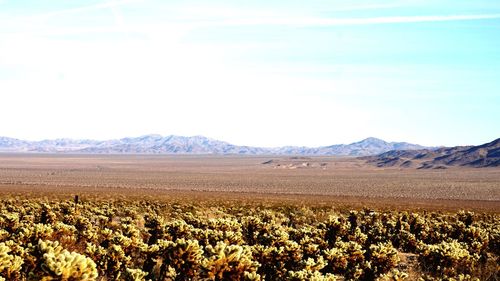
(252, 240), (303, 279)
(164, 220), (196, 241)
(418, 273), (478, 281)
(323, 215), (350, 247)
(243, 271), (261, 281)
(417, 240), (479, 277)
(323, 241), (365, 279)
(367, 242), (400, 277)
(287, 269), (337, 281)
(0, 197), (499, 280)
(323, 247), (348, 271)
(125, 268), (149, 281)
(376, 269), (408, 280)
(35, 240), (98, 280)
(1, 212), (20, 232)
(156, 238), (204, 280)
(40, 204), (58, 224)
(0, 242), (23, 279)
(0, 230), (9, 241)
(32, 223), (56, 241)
(489, 224), (500, 256)
(348, 227), (368, 246)
(202, 242), (260, 280)
(302, 256), (327, 272)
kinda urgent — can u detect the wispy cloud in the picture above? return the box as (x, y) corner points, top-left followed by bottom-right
(205, 13), (500, 27)
(25, 0), (142, 21)
(7, 13), (499, 39)
(325, 3), (406, 12)
(0, 0), (140, 37)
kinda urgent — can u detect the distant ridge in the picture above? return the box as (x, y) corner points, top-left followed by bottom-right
(362, 138), (500, 168)
(0, 135), (428, 156)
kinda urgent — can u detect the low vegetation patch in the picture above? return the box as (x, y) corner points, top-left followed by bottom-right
(0, 197), (498, 280)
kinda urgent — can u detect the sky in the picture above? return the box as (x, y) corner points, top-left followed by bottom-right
(0, 0), (499, 147)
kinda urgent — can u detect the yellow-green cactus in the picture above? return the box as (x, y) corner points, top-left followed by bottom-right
(0, 242), (23, 278)
(376, 269), (408, 281)
(287, 269), (337, 281)
(157, 238), (204, 280)
(36, 240), (98, 281)
(417, 240), (479, 277)
(125, 268), (149, 281)
(243, 271), (261, 281)
(203, 242), (260, 280)
(0, 197), (499, 280)
(368, 242), (400, 276)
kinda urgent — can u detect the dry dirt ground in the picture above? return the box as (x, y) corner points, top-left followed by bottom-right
(0, 154), (498, 211)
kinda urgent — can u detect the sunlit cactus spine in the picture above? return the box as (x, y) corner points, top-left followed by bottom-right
(0, 197), (499, 280)
(376, 269), (408, 281)
(417, 239), (479, 278)
(0, 242), (23, 279)
(125, 268), (149, 281)
(323, 240), (365, 279)
(202, 242), (260, 280)
(364, 242), (400, 279)
(155, 238), (204, 280)
(35, 240), (98, 281)
(287, 269), (337, 281)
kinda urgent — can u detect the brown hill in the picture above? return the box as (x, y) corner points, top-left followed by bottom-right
(427, 138), (500, 168)
(363, 138), (499, 168)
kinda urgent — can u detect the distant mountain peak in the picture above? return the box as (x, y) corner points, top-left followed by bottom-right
(356, 137), (387, 144)
(362, 137), (385, 142)
(138, 134), (163, 138)
(0, 135), (429, 156)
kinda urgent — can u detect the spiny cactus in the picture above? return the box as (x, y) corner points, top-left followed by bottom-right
(0, 198), (499, 280)
(376, 269), (408, 281)
(323, 240), (365, 279)
(287, 269), (337, 281)
(0, 242), (23, 279)
(35, 240), (98, 281)
(367, 242), (400, 277)
(203, 242), (260, 280)
(417, 240), (479, 277)
(125, 268), (149, 281)
(156, 238), (204, 280)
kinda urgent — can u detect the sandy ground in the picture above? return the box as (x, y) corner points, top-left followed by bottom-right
(0, 154), (498, 211)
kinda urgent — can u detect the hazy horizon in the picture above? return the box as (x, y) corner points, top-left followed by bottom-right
(2, 133), (498, 149)
(1, 0), (499, 147)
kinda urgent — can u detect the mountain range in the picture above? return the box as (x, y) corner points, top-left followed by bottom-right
(0, 135), (427, 156)
(362, 138), (500, 168)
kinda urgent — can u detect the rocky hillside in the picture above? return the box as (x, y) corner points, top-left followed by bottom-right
(363, 138), (499, 168)
(0, 135), (427, 156)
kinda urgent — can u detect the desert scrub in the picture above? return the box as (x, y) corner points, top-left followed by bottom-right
(0, 242), (23, 279)
(417, 240), (479, 278)
(202, 242), (260, 280)
(0, 197), (498, 280)
(33, 240), (98, 280)
(125, 268), (148, 281)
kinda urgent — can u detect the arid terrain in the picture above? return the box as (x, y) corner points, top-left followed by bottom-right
(0, 154), (498, 211)
(1, 154), (499, 280)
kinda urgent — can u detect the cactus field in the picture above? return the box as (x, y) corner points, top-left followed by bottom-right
(0, 154), (499, 280)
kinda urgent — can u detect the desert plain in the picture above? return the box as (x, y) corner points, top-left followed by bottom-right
(0, 153), (498, 211)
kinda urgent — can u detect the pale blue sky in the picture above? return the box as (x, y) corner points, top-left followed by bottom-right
(0, 0), (499, 147)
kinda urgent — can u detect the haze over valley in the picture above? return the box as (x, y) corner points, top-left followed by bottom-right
(0, 135), (428, 156)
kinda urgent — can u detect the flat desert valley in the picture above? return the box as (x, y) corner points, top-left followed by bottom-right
(0, 153), (498, 211)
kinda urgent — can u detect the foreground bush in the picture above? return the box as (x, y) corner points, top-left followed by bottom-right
(0, 198), (498, 280)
